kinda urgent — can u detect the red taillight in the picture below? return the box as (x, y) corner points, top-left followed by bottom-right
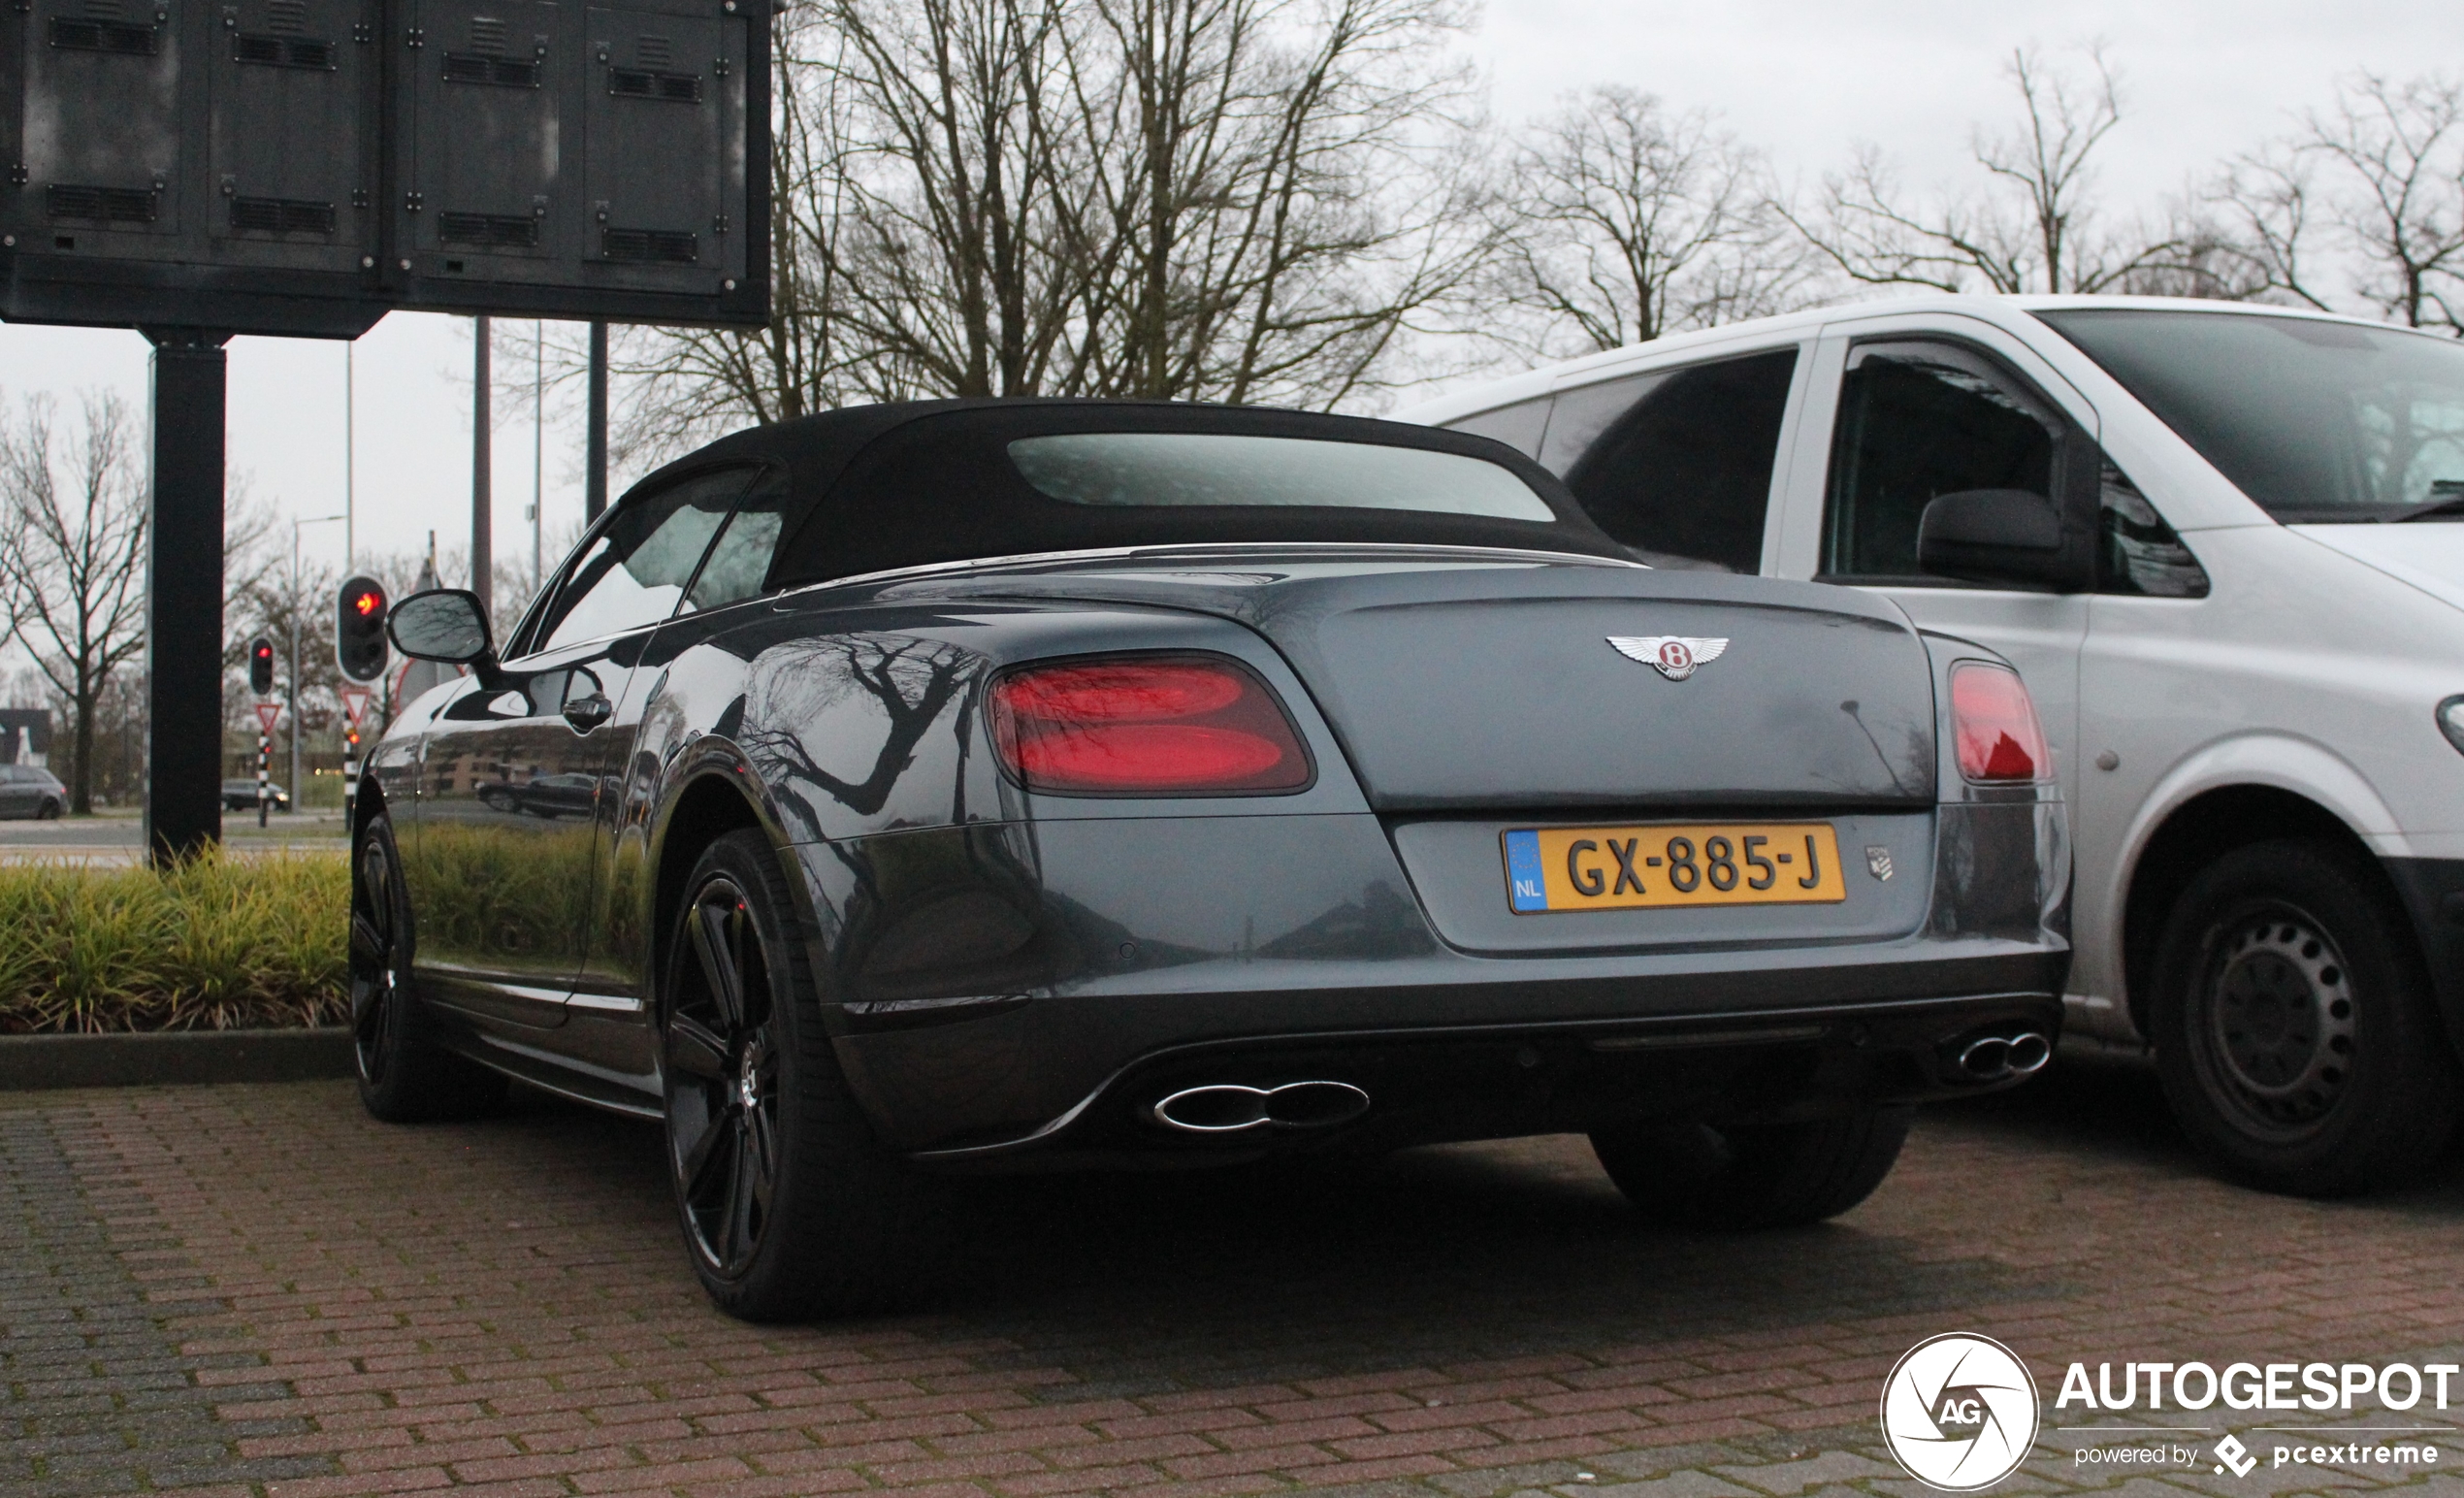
(989, 656), (1313, 795)
(1950, 662), (2051, 783)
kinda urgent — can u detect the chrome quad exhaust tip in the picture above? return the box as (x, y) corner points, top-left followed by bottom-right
(1955, 1030), (2053, 1082)
(1151, 1080), (1371, 1134)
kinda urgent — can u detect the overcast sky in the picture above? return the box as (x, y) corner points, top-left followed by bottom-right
(0, 0), (2439, 584)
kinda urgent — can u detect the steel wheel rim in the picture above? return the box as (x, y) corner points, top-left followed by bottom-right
(663, 877), (781, 1279)
(348, 838), (399, 1085)
(2197, 905), (2356, 1133)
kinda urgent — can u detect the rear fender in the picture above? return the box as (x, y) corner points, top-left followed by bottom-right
(640, 740), (833, 1017)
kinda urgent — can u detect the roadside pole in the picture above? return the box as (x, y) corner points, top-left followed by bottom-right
(340, 687), (372, 817)
(254, 702), (279, 829)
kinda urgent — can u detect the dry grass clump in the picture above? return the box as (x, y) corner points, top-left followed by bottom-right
(0, 851), (347, 1033)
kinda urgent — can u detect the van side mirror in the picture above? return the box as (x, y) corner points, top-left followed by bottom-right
(1918, 489), (2091, 591)
(388, 589), (498, 671)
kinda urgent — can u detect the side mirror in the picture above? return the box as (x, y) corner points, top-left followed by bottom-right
(388, 588), (495, 666)
(1918, 488), (2088, 591)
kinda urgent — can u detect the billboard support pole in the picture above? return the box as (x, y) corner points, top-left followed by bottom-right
(586, 321), (609, 523)
(142, 329), (231, 865)
(472, 315), (493, 616)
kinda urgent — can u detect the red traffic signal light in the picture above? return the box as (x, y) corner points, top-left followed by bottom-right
(247, 636), (276, 696)
(336, 574), (391, 683)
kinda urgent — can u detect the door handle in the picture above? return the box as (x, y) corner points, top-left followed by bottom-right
(562, 693), (614, 733)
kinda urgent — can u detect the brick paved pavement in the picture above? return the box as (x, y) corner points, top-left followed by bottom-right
(4, 1055), (2461, 1497)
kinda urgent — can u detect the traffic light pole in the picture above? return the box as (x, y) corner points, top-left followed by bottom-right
(143, 330), (231, 864)
(335, 576), (392, 822)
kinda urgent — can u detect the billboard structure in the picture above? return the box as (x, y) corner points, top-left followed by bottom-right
(0, 0), (769, 333)
(0, 0), (770, 856)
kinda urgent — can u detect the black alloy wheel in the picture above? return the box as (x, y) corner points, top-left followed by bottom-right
(2152, 839), (2459, 1196)
(349, 813), (504, 1123)
(664, 876), (784, 1279)
(349, 828), (405, 1089)
(659, 830), (947, 1320)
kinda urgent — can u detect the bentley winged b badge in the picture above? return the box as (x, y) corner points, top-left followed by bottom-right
(1608, 635), (1730, 681)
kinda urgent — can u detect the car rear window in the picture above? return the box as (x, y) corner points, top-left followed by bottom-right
(1006, 433), (1558, 522)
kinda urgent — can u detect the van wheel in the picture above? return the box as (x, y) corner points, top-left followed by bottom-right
(2150, 839), (2459, 1196)
(661, 830), (947, 1320)
(1589, 1108), (1912, 1229)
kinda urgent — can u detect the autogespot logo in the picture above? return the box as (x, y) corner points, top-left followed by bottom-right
(1880, 1333), (2041, 1490)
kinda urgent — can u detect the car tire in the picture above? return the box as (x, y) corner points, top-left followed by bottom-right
(350, 813), (506, 1123)
(2149, 838), (2459, 1197)
(660, 829), (948, 1321)
(36, 798), (60, 820)
(1589, 1107), (1913, 1229)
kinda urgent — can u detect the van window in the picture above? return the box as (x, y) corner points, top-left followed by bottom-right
(2098, 460), (2208, 597)
(2041, 309), (2464, 522)
(1439, 395), (1552, 459)
(1542, 349), (1797, 573)
(1823, 341), (2060, 579)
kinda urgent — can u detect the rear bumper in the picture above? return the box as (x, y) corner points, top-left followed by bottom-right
(796, 798), (2069, 1160)
(895, 989), (2062, 1170)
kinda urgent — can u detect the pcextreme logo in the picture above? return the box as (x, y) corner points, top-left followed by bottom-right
(1879, 1333), (2040, 1490)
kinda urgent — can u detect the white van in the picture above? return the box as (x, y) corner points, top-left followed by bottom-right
(1399, 295), (2464, 1196)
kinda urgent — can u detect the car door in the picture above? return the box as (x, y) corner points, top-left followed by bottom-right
(0, 765), (29, 817)
(405, 466), (758, 1031)
(1779, 326), (2097, 822)
(571, 467), (792, 1005)
(557, 466), (791, 1083)
(2069, 464), (2215, 1031)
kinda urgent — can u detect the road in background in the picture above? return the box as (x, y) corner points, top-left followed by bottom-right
(0, 811), (348, 863)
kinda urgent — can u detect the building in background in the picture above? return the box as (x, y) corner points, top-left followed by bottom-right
(0, 709), (49, 767)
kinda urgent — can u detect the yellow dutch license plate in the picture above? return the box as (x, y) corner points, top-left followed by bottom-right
(1503, 823), (1847, 913)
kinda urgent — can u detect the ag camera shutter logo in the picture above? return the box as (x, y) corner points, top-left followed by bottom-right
(1880, 1333), (2040, 1490)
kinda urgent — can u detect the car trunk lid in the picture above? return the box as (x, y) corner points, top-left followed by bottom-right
(892, 548), (1937, 812)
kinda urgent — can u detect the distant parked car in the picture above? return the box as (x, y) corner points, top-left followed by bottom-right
(475, 771), (600, 819)
(221, 778), (291, 812)
(0, 764), (65, 819)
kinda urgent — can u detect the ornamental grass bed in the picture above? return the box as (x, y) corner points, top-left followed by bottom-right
(0, 852), (347, 1033)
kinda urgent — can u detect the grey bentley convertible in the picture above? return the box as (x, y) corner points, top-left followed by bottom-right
(360, 399), (2070, 1319)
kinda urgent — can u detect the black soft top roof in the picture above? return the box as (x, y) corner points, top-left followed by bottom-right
(639, 398), (1631, 589)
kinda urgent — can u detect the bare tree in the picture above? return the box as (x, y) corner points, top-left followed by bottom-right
(2194, 72), (2464, 329)
(1489, 85), (1809, 356)
(1790, 43), (2194, 295)
(603, 0), (1492, 462)
(2193, 147), (2336, 307)
(0, 392), (148, 814)
(2299, 73), (2463, 331)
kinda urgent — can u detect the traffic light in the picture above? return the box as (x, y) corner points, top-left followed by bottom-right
(247, 637), (276, 697)
(336, 575), (390, 684)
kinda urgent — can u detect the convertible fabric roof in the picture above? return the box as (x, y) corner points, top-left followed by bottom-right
(637, 399), (1632, 590)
